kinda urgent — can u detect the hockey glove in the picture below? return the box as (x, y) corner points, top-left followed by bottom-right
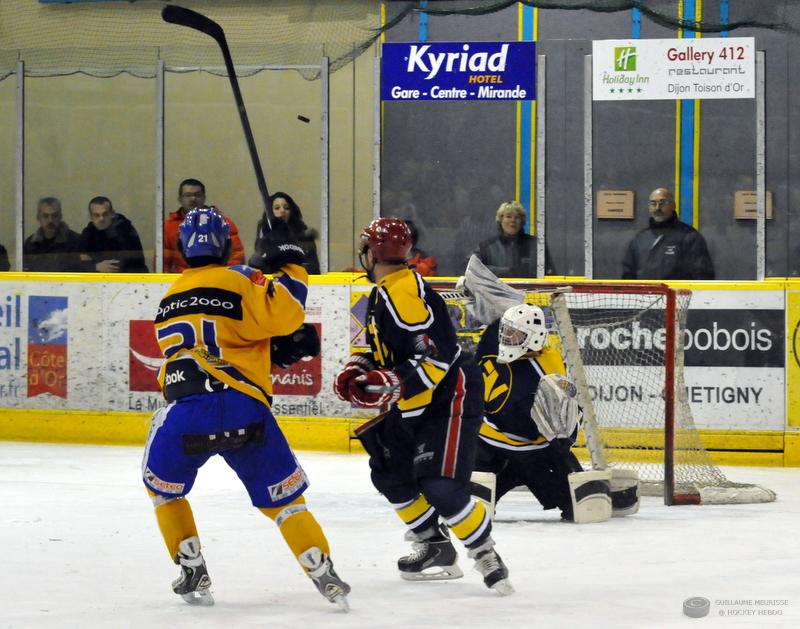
(250, 219), (306, 273)
(271, 324), (320, 369)
(333, 354), (376, 402)
(531, 373), (582, 442)
(350, 369), (403, 408)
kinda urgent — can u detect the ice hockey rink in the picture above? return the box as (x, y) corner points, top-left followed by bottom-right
(1, 441), (797, 628)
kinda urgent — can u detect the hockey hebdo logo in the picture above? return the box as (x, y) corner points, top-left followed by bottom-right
(27, 295), (68, 398)
(382, 41), (535, 101)
(575, 309), (783, 368)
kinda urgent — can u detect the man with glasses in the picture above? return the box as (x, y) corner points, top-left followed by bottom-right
(163, 178), (245, 273)
(621, 187), (715, 280)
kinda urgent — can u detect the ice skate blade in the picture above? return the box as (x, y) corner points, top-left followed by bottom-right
(332, 593), (350, 612)
(180, 590), (215, 606)
(399, 564), (464, 581)
(490, 578), (515, 596)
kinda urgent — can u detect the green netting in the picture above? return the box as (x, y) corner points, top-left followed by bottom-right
(0, 0), (382, 79)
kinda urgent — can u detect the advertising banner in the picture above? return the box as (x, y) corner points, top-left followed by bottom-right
(382, 41), (536, 101)
(592, 37), (755, 101)
(570, 290), (784, 431)
(0, 280), (789, 431)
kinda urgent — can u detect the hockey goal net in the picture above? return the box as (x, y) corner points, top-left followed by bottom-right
(534, 283), (775, 505)
(441, 278), (776, 506)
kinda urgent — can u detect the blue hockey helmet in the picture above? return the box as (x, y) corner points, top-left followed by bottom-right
(178, 206), (230, 261)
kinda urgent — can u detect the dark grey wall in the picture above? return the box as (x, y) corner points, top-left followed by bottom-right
(382, 2), (800, 278)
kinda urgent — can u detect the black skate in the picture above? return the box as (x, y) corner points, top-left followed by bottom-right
(172, 536), (214, 606)
(468, 539), (514, 595)
(398, 524), (463, 581)
(299, 547), (351, 612)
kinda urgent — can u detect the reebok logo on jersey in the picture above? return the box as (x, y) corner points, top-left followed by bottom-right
(164, 369), (186, 385)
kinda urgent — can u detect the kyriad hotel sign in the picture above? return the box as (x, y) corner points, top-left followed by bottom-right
(382, 41), (536, 101)
(593, 37), (755, 101)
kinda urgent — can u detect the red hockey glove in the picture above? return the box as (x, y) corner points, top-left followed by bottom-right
(333, 354), (376, 402)
(350, 369), (403, 408)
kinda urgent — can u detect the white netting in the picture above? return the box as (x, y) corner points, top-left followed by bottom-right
(542, 286), (776, 504)
(443, 260), (775, 505)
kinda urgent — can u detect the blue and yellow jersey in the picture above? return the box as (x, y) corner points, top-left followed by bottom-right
(365, 268), (462, 418)
(476, 319), (566, 450)
(153, 263), (308, 405)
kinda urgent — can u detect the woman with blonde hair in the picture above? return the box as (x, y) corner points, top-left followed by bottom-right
(474, 201), (554, 278)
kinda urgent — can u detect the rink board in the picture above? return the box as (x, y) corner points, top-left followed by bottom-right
(0, 273), (799, 465)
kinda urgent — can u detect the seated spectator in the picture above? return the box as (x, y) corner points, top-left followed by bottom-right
(0, 243), (9, 271)
(474, 201), (555, 278)
(23, 197), (82, 272)
(250, 191), (321, 274)
(78, 196), (149, 273)
(404, 219), (437, 277)
(163, 178), (245, 273)
(621, 187), (714, 280)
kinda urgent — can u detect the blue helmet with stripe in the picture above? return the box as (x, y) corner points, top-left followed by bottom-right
(178, 206), (230, 262)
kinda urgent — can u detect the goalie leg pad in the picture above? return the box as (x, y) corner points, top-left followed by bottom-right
(567, 470), (612, 524)
(609, 468), (640, 517)
(469, 471), (497, 520)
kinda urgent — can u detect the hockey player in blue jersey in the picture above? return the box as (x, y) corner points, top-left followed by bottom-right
(142, 207), (350, 610)
(334, 217), (513, 595)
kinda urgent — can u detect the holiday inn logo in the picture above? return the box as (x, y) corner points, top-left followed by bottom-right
(614, 46), (637, 71)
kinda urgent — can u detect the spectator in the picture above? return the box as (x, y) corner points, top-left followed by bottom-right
(474, 201), (555, 278)
(23, 197), (82, 272)
(250, 191), (321, 274)
(78, 196), (148, 273)
(621, 187), (715, 280)
(163, 178), (245, 273)
(0, 243), (9, 271)
(404, 219), (437, 277)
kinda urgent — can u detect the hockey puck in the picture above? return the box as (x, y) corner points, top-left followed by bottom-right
(682, 597), (711, 618)
(297, 115), (310, 123)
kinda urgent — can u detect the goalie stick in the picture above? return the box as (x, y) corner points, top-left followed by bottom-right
(162, 5), (274, 229)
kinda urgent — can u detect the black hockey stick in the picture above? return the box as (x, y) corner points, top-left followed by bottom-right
(162, 5), (273, 229)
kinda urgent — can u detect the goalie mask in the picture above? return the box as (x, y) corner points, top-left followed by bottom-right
(179, 206), (231, 262)
(497, 304), (548, 363)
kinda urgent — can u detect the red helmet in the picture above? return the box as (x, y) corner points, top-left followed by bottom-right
(360, 217), (412, 263)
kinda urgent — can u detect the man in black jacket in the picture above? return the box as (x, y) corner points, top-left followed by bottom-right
(23, 197), (82, 272)
(78, 196), (148, 273)
(622, 188), (714, 280)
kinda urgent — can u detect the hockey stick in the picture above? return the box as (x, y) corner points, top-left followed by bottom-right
(353, 347), (437, 439)
(162, 5), (273, 229)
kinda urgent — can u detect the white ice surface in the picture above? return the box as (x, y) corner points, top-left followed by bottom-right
(1, 441), (798, 628)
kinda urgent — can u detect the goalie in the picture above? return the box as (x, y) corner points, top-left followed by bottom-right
(472, 304), (639, 523)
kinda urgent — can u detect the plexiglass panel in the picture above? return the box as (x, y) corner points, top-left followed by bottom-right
(24, 74), (155, 272)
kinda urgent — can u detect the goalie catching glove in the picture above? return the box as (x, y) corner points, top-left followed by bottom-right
(350, 369), (403, 408)
(248, 219), (306, 273)
(531, 373), (582, 442)
(271, 324), (320, 369)
(333, 354), (376, 402)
